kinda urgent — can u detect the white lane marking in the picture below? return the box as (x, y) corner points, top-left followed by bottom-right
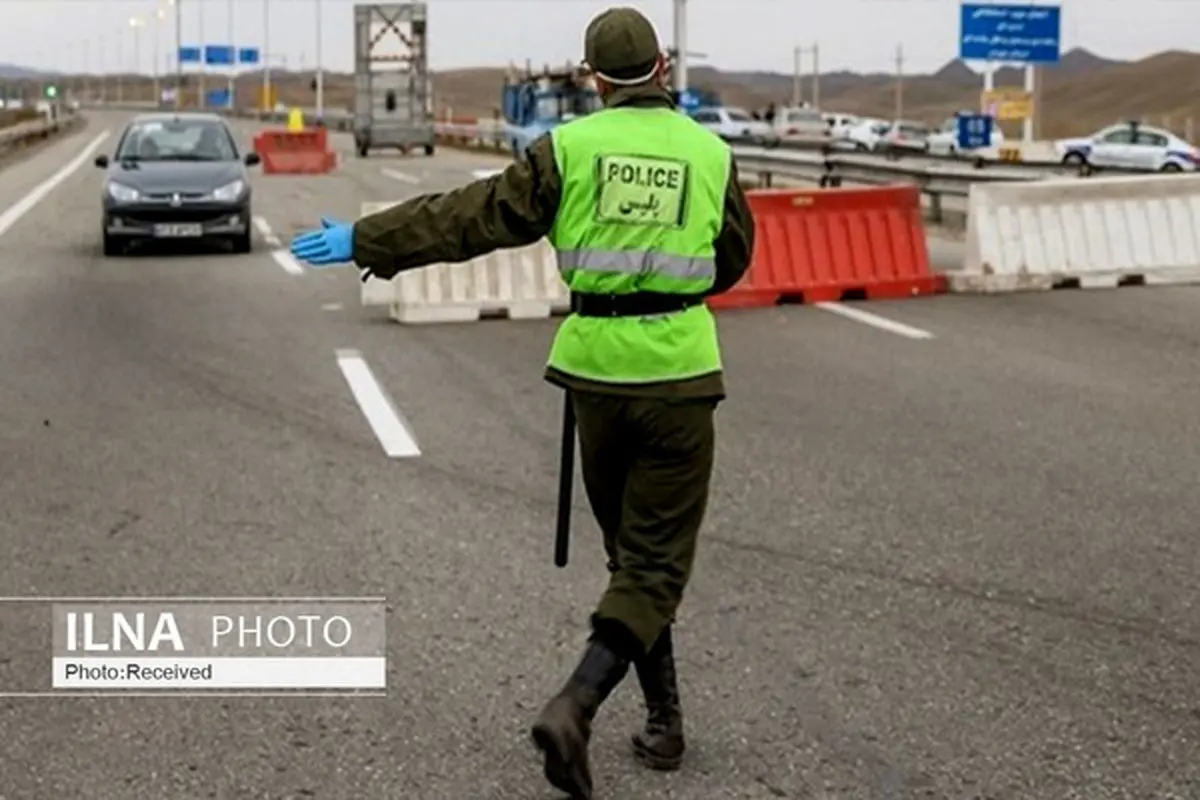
(321, 302), (343, 311)
(252, 215), (282, 247)
(0, 130), (110, 239)
(815, 302), (934, 340)
(335, 349), (421, 458)
(381, 168), (420, 184)
(471, 168), (504, 180)
(270, 250), (305, 275)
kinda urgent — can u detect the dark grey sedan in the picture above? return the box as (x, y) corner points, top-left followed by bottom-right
(95, 112), (260, 256)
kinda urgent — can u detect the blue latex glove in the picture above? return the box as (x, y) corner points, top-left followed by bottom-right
(290, 217), (355, 266)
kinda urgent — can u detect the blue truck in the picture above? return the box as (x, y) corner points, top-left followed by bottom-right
(499, 64), (724, 158)
(501, 67), (602, 158)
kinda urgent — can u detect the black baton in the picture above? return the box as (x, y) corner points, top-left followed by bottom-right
(554, 391), (576, 568)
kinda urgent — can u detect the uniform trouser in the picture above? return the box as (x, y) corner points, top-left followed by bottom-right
(571, 390), (717, 655)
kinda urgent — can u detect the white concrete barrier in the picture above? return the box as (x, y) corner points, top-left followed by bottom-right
(953, 173), (1200, 292)
(358, 202), (568, 322)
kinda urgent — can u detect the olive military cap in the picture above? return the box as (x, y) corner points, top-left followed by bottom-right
(584, 7), (662, 84)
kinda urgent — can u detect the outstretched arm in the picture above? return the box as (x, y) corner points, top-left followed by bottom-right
(352, 136), (563, 280)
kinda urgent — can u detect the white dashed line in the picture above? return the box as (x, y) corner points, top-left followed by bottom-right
(270, 250), (305, 275)
(471, 168), (504, 180)
(335, 349), (421, 458)
(815, 302), (934, 340)
(321, 302), (343, 311)
(381, 168), (420, 184)
(252, 215), (282, 247)
(0, 130), (110, 239)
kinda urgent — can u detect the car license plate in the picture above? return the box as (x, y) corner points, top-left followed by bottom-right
(153, 223), (203, 238)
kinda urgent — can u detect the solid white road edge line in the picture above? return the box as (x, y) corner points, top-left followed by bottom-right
(815, 302), (934, 340)
(270, 250), (305, 275)
(381, 168), (419, 184)
(335, 349), (421, 458)
(252, 214), (282, 247)
(0, 130), (110, 239)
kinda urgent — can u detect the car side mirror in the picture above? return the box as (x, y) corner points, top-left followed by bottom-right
(94, 154), (109, 168)
(244, 152), (260, 166)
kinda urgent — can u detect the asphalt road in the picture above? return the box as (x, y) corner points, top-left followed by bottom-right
(1, 110), (1198, 799)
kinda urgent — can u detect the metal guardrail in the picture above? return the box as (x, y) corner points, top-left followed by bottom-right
(0, 111), (82, 160)
(81, 102), (1173, 225)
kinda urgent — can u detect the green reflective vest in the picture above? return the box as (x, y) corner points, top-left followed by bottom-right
(546, 106), (731, 384)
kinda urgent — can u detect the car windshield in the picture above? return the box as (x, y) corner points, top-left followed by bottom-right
(726, 109), (754, 122)
(116, 119), (237, 162)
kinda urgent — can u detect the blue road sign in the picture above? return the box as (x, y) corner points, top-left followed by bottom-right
(677, 89), (701, 112)
(178, 46), (202, 64)
(956, 113), (994, 150)
(206, 88), (231, 107)
(237, 47), (260, 65)
(204, 45), (235, 66)
(959, 3), (1061, 63)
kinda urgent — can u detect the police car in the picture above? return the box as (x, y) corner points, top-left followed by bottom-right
(1055, 122), (1198, 172)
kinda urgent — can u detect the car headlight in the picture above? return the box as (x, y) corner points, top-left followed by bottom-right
(211, 180), (246, 202)
(107, 182), (140, 202)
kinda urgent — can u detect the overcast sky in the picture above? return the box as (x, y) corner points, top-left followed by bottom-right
(1, 0), (1194, 77)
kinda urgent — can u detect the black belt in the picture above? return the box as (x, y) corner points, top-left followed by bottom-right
(570, 291), (705, 318)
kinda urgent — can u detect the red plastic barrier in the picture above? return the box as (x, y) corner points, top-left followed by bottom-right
(708, 185), (945, 310)
(253, 128), (334, 175)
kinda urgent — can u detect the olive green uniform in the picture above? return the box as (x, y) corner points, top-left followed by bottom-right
(353, 83), (754, 656)
(350, 81), (753, 657)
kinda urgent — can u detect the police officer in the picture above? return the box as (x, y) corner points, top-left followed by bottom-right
(290, 7), (754, 798)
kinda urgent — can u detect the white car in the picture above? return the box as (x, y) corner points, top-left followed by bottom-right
(926, 116), (1005, 155)
(773, 106), (827, 140)
(843, 118), (889, 151)
(1055, 123), (1198, 172)
(822, 112), (859, 140)
(880, 120), (933, 153)
(690, 106), (777, 144)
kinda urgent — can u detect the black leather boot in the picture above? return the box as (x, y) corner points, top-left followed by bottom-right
(631, 626), (685, 770)
(531, 637), (630, 799)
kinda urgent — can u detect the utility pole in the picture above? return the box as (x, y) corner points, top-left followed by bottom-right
(99, 33), (107, 102)
(672, 0), (687, 92)
(893, 43), (904, 121)
(174, 0), (182, 108)
(153, 7), (164, 106)
(315, 0), (324, 117)
(116, 29), (124, 102)
(198, 0), (206, 108)
(262, 0), (272, 114)
(228, 0), (236, 108)
(792, 43), (819, 107)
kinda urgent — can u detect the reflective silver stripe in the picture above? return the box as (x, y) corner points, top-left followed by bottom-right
(555, 249), (715, 281)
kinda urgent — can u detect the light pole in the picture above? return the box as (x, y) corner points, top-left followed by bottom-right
(262, 0), (271, 114)
(116, 26), (124, 102)
(197, 0), (206, 108)
(130, 16), (145, 102)
(153, 5), (168, 106)
(98, 33), (107, 102)
(315, 0), (324, 118)
(671, 0), (687, 93)
(173, 0), (182, 109)
(792, 44), (819, 108)
(227, 0), (235, 108)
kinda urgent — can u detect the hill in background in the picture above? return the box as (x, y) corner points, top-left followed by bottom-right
(5, 47), (1198, 139)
